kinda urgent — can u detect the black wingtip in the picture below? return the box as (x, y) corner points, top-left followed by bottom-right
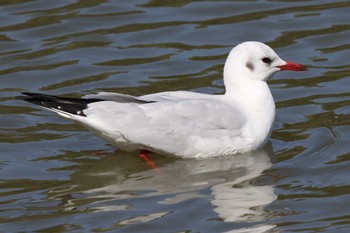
(16, 92), (103, 117)
(17, 92), (41, 97)
(21, 92), (37, 96)
(16, 92), (50, 100)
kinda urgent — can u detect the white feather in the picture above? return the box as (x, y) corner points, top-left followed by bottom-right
(32, 41), (306, 158)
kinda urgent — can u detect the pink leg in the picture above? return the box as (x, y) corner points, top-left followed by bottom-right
(139, 150), (160, 172)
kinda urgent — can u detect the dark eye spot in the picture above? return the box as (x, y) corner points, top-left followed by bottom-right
(246, 62), (254, 71)
(262, 57), (272, 64)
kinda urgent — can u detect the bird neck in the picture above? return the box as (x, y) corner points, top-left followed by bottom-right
(226, 78), (275, 114)
(225, 77), (276, 147)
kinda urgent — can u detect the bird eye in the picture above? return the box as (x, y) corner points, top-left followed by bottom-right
(262, 57), (272, 64)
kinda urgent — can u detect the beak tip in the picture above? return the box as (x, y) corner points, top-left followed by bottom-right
(277, 61), (308, 72)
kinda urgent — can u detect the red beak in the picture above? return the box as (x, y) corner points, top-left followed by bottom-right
(277, 61), (307, 71)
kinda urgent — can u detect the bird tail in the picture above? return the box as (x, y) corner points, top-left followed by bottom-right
(16, 92), (103, 118)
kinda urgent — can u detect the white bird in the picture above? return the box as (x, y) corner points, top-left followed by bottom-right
(17, 41), (306, 159)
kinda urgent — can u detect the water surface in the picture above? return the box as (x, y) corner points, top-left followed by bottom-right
(1, 0), (350, 232)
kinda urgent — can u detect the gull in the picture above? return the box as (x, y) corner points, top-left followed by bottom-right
(17, 41), (307, 160)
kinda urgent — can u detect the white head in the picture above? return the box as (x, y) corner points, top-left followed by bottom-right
(223, 41), (306, 91)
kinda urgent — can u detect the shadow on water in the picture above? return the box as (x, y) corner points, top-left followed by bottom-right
(1, 0), (350, 232)
(0, 142), (277, 232)
(11, 144), (276, 232)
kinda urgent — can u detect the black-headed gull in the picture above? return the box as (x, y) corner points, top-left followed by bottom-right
(17, 41), (306, 158)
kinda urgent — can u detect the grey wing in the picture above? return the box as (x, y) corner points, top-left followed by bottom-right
(140, 90), (213, 102)
(84, 91), (215, 103)
(142, 99), (246, 134)
(84, 92), (153, 104)
(83, 99), (246, 156)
